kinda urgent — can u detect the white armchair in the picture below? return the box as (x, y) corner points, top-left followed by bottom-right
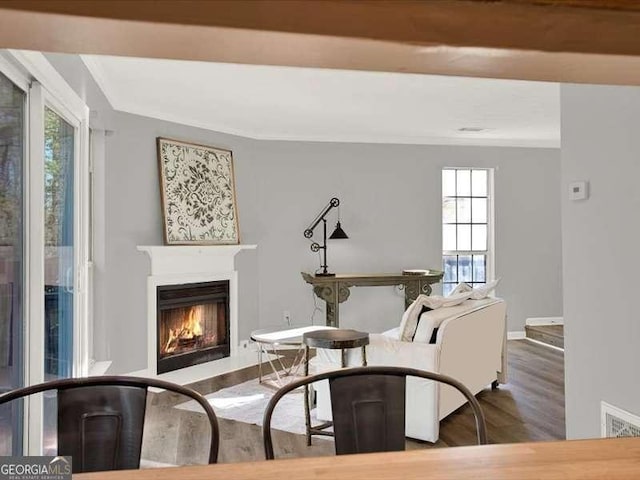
(309, 298), (507, 442)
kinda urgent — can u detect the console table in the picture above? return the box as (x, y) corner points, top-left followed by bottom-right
(301, 271), (443, 327)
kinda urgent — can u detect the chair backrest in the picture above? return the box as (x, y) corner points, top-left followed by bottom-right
(0, 376), (219, 473)
(263, 366), (487, 459)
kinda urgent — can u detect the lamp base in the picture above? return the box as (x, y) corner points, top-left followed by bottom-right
(315, 272), (336, 277)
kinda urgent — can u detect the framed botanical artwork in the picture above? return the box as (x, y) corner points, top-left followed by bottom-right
(157, 137), (240, 245)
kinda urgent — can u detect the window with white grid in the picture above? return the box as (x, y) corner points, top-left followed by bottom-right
(442, 168), (493, 296)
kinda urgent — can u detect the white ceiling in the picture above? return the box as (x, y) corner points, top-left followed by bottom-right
(81, 55), (560, 148)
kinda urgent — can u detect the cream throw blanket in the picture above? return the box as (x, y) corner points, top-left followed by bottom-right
(398, 291), (471, 341)
(398, 279), (501, 342)
(399, 295), (431, 342)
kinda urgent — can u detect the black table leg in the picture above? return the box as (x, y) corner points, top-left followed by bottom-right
(304, 345), (311, 446)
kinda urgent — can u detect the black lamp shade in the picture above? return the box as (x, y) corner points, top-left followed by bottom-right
(329, 221), (349, 239)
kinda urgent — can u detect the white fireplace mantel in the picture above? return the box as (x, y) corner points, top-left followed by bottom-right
(137, 244), (257, 276)
(136, 244), (257, 381)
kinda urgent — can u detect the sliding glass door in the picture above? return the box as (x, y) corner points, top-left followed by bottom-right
(0, 71), (26, 455)
(42, 106), (76, 455)
(0, 51), (89, 456)
(42, 107), (77, 455)
(44, 107), (75, 381)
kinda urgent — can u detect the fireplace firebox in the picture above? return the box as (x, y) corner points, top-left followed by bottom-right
(156, 281), (230, 374)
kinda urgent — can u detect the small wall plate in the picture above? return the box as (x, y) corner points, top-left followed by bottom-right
(569, 181), (589, 201)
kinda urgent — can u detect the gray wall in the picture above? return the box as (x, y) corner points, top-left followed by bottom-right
(562, 83), (640, 439)
(104, 114), (563, 373)
(104, 114), (260, 372)
(47, 53), (563, 375)
(247, 141), (563, 336)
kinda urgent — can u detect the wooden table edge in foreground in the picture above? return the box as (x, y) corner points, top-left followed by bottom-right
(75, 437), (640, 480)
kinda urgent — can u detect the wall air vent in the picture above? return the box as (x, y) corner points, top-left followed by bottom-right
(601, 401), (640, 438)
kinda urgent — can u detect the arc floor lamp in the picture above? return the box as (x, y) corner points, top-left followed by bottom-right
(303, 197), (348, 277)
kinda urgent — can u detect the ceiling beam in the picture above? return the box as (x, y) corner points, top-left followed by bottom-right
(2, 0), (640, 56)
(1, 0), (640, 85)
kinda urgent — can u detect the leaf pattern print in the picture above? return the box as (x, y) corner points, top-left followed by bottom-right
(158, 138), (239, 244)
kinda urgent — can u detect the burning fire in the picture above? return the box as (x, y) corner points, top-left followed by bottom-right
(164, 306), (204, 354)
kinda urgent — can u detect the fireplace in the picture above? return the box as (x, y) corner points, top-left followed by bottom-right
(139, 244), (255, 377)
(156, 281), (230, 374)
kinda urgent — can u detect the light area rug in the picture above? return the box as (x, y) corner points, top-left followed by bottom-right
(175, 377), (329, 437)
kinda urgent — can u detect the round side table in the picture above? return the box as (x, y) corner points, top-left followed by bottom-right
(302, 329), (370, 445)
(250, 325), (335, 388)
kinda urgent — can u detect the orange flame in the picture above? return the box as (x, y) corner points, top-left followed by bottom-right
(183, 306), (203, 338)
(163, 306), (204, 353)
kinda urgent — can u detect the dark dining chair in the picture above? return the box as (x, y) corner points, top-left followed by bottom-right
(0, 376), (219, 473)
(263, 366), (488, 459)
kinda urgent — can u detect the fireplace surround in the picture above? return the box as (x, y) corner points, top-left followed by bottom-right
(138, 244), (256, 378)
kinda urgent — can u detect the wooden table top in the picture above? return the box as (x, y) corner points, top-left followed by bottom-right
(76, 437), (640, 480)
(301, 271), (444, 284)
(303, 328), (369, 349)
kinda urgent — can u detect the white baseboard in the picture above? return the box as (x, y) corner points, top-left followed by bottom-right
(526, 316), (564, 326)
(508, 331), (526, 340)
